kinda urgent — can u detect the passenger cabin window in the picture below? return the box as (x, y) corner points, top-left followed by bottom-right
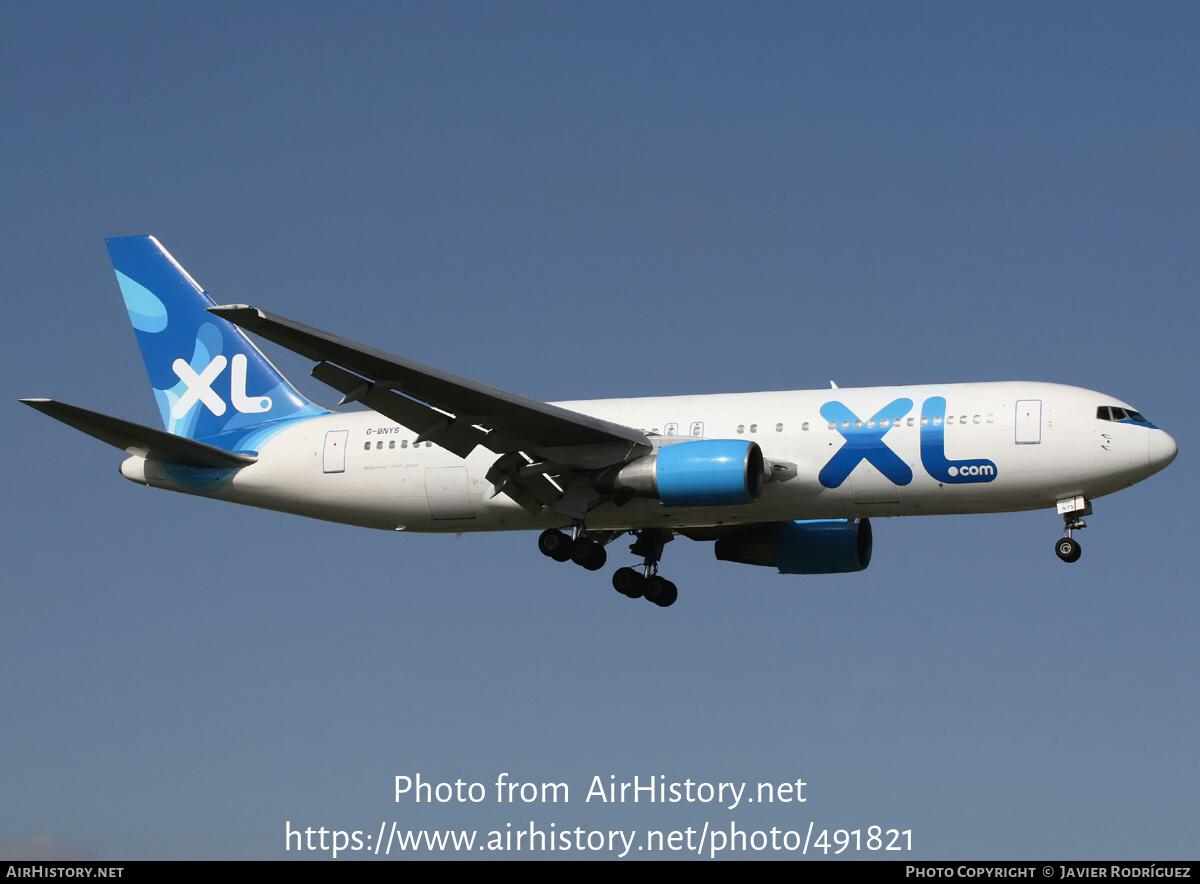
(690, 422), (703, 436)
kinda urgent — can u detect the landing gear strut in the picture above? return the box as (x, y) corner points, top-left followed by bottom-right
(1054, 496), (1090, 563)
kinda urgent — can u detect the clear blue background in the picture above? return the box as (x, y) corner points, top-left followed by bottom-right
(3, 1), (1196, 860)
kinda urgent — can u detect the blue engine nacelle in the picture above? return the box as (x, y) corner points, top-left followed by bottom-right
(595, 440), (765, 507)
(714, 519), (872, 574)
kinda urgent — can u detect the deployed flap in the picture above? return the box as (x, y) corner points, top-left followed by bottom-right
(208, 305), (651, 461)
(20, 399), (257, 468)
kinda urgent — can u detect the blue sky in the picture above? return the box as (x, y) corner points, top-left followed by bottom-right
(3, 1), (1197, 860)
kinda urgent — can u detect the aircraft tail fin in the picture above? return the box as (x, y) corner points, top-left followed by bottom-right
(106, 236), (327, 442)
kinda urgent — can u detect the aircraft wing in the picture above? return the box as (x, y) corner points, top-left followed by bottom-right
(20, 399), (258, 468)
(209, 304), (652, 516)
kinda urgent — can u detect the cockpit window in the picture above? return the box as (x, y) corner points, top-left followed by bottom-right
(1097, 405), (1152, 424)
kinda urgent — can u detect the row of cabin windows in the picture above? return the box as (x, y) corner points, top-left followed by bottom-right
(653, 415), (998, 435)
(824, 414), (996, 430)
(364, 439), (434, 450)
(733, 423), (784, 434)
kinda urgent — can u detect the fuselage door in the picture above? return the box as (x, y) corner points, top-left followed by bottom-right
(322, 430), (349, 473)
(1015, 400), (1042, 444)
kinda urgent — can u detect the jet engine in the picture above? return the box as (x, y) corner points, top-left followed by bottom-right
(714, 518), (872, 574)
(595, 440), (766, 507)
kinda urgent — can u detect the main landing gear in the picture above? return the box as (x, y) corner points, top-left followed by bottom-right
(538, 527), (678, 607)
(537, 528), (607, 571)
(1054, 496), (1091, 563)
(612, 529), (677, 607)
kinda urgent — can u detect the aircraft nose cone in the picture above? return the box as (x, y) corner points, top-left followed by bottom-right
(1148, 430), (1178, 474)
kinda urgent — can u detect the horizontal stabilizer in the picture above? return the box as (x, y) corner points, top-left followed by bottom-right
(20, 399), (257, 468)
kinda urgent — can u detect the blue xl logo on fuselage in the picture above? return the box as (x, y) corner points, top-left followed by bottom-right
(819, 398), (915, 487)
(919, 396), (997, 483)
(818, 396), (998, 489)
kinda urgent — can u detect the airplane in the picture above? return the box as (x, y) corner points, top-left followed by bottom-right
(21, 236), (1178, 607)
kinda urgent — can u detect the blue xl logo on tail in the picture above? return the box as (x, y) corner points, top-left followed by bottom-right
(171, 353), (273, 418)
(106, 235), (328, 442)
(818, 396), (998, 488)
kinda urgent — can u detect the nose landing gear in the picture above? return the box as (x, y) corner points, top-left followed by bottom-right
(1055, 535), (1082, 563)
(1054, 496), (1091, 563)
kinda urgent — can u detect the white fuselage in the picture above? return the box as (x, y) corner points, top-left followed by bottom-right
(119, 381), (1175, 533)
